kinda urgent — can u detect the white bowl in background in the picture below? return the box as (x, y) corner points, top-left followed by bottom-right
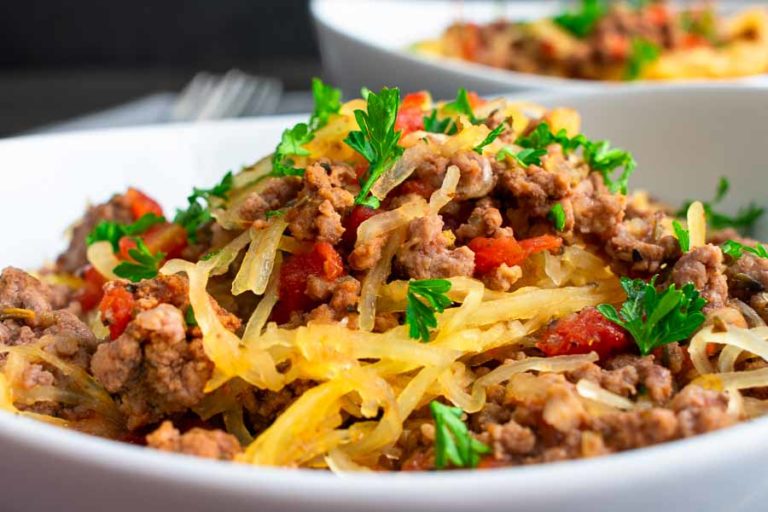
(0, 86), (766, 512)
(311, 0), (768, 98)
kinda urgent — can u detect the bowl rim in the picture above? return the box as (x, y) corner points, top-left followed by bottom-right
(1, 84), (768, 506)
(309, 0), (768, 91)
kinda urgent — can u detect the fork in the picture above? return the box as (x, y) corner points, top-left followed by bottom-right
(169, 69), (283, 122)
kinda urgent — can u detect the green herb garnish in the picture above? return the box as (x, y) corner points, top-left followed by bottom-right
(677, 177), (764, 234)
(497, 147), (548, 166)
(86, 213), (165, 251)
(549, 203), (567, 231)
(345, 86), (404, 208)
(405, 279), (453, 342)
(721, 240), (768, 260)
(113, 238), (165, 283)
(624, 38), (661, 81)
(265, 209), (286, 219)
(184, 306), (198, 327)
(597, 276), (707, 356)
(173, 171), (234, 242)
(672, 220), (690, 253)
(309, 77), (342, 130)
(423, 109), (457, 135)
(473, 123), (506, 154)
(553, 0), (605, 38)
(430, 401), (491, 469)
(443, 88), (478, 124)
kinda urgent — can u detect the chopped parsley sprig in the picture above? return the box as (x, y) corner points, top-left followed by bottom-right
(86, 213), (165, 251)
(270, 78), (342, 178)
(344, 86), (404, 208)
(672, 220), (690, 253)
(497, 147), (548, 166)
(473, 123), (506, 155)
(721, 240), (768, 260)
(515, 122), (636, 194)
(625, 38), (661, 81)
(405, 279), (453, 342)
(553, 0), (605, 38)
(113, 238), (165, 282)
(677, 177), (764, 235)
(430, 401), (490, 469)
(597, 276), (707, 356)
(444, 87), (478, 124)
(549, 203), (567, 231)
(173, 171), (234, 242)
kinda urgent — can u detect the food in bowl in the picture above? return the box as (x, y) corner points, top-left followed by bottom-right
(415, 0), (768, 81)
(1, 80), (767, 471)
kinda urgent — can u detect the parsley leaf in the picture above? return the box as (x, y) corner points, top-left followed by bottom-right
(86, 213), (165, 251)
(430, 401), (490, 469)
(473, 123), (506, 154)
(497, 146), (548, 166)
(184, 306), (198, 327)
(113, 238), (165, 282)
(200, 249), (220, 261)
(265, 208), (286, 219)
(624, 38), (661, 81)
(597, 276), (707, 356)
(423, 109), (456, 135)
(549, 203), (567, 231)
(173, 172), (234, 242)
(721, 240), (768, 260)
(553, 0), (605, 38)
(443, 88), (477, 124)
(515, 123), (635, 194)
(405, 279), (453, 342)
(581, 139), (636, 194)
(344, 86), (404, 208)
(677, 177), (764, 234)
(309, 77), (342, 130)
(672, 220), (690, 253)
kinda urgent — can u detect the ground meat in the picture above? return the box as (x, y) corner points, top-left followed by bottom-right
(247, 379), (316, 432)
(455, 198), (513, 241)
(91, 304), (214, 430)
(750, 293), (768, 324)
(669, 385), (735, 436)
(349, 234), (386, 271)
(595, 408), (679, 451)
(498, 161), (570, 218)
(286, 160), (357, 244)
(0, 267), (69, 314)
(726, 252), (768, 302)
(133, 273), (191, 311)
(146, 421), (241, 460)
(452, 152), (497, 200)
(306, 275), (360, 316)
(606, 212), (679, 274)
(605, 355), (674, 404)
(568, 362), (639, 399)
(56, 194), (134, 273)
(487, 419), (537, 460)
(236, 176), (302, 222)
(571, 173), (625, 239)
(396, 214), (475, 279)
(670, 244), (728, 310)
(482, 264), (522, 292)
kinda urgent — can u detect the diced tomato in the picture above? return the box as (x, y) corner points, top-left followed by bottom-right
(536, 307), (632, 359)
(401, 91), (431, 110)
(605, 33), (630, 60)
(681, 34), (708, 49)
(117, 222), (188, 261)
(645, 4), (670, 27)
(540, 40), (557, 59)
(124, 187), (163, 220)
(342, 205), (380, 248)
(466, 91), (486, 109)
(75, 266), (106, 312)
(468, 235), (562, 275)
(395, 91), (431, 135)
(460, 24), (481, 60)
(354, 163), (369, 180)
(99, 286), (135, 340)
(271, 242), (345, 324)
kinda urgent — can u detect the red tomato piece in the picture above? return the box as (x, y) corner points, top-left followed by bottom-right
(75, 266), (106, 312)
(645, 4), (670, 27)
(468, 235), (562, 275)
(395, 179), (436, 200)
(271, 242), (346, 324)
(99, 286), (135, 340)
(682, 34), (708, 49)
(342, 205), (379, 248)
(395, 91), (431, 135)
(124, 187), (163, 220)
(400, 91), (431, 110)
(605, 33), (630, 60)
(117, 222), (188, 261)
(466, 91), (486, 109)
(536, 307), (632, 359)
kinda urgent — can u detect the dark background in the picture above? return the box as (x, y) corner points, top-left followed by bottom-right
(0, 0), (320, 136)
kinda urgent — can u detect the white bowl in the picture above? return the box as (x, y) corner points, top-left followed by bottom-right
(311, 0), (768, 98)
(0, 86), (766, 512)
